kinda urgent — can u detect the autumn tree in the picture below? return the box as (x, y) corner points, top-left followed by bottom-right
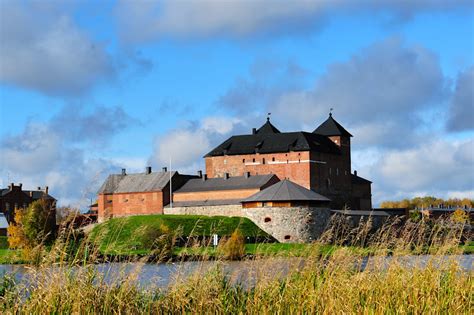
(7, 208), (28, 249)
(7, 200), (56, 249)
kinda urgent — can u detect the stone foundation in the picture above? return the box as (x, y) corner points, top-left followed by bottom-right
(164, 204), (331, 243)
(164, 204), (243, 217)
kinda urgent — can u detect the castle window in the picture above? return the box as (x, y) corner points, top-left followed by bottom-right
(252, 158), (255, 162)
(284, 235), (291, 240)
(272, 157), (275, 162)
(262, 158), (265, 164)
(326, 179), (331, 189)
(5, 203), (9, 211)
(264, 217), (271, 223)
(243, 159), (245, 163)
(329, 168), (332, 175)
(336, 168), (339, 176)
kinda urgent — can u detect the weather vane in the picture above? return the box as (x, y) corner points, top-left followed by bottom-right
(267, 112), (271, 121)
(329, 108), (333, 116)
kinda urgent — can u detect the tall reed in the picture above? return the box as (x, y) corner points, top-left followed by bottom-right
(0, 215), (471, 314)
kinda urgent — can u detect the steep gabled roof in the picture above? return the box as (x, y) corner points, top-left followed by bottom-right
(351, 174), (372, 185)
(256, 118), (281, 134)
(242, 179), (330, 203)
(175, 174), (278, 193)
(313, 114), (353, 137)
(98, 171), (177, 194)
(0, 188), (55, 200)
(205, 131), (341, 157)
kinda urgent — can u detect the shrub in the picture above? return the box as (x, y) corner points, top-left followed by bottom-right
(217, 229), (245, 260)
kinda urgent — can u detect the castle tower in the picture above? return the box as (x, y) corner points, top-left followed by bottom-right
(313, 113), (352, 175)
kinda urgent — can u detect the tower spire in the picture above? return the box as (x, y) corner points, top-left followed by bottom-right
(329, 107), (333, 117)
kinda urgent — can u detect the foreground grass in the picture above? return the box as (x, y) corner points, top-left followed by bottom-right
(0, 217), (471, 313)
(0, 251), (471, 313)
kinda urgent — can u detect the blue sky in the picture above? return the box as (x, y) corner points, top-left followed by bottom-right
(0, 0), (473, 208)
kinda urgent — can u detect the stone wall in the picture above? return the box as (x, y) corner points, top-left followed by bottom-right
(243, 207), (331, 243)
(164, 204), (331, 243)
(164, 204), (244, 217)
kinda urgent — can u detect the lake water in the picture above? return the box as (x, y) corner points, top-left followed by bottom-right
(1, 255), (472, 289)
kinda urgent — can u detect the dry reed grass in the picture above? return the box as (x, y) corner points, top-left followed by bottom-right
(0, 215), (471, 314)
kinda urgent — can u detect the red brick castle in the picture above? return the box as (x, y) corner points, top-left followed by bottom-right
(97, 114), (372, 225)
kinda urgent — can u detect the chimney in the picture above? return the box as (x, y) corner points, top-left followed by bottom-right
(121, 168), (127, 176)
(354, 170), (357, 176)
(19, 183), (22, 190)
(224, 173), (229, 180)
(202, 174), (207, 181)
(9, 183), (14, 191)
(45, 186), (49, 195)
(252, 128), (257, 134)
(245, 171), (250, 178)
(37, 186), (41, 191)
(146, 166), (152, 174)
(197, 170), (203, 178)
(162, 167), (167, 172)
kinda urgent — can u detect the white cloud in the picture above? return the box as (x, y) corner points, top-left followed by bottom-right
(152, 116), (243, 171)
(367, 138), (474, 204)
(0, 2), (115, 96)
(270, 37), (447, 147)
(446, 66), (474, 132)
(115, 0), (473, 42)
(0, 104), (135, 208)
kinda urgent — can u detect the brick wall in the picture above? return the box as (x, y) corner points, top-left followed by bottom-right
(173, 188), (260, 202)
(98, 191), (164, 222)
(205, 151), (312, 189)
(205, 148), (353, 208)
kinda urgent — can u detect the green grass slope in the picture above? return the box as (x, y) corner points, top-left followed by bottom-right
(89, 215), (272, 255)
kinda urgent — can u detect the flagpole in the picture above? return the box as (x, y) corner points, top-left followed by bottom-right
(169, 156), (173, 209)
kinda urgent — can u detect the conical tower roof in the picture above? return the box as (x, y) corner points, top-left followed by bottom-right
(242, 179), (330, 203)
(256, 118), (281, 135)
(313, 113), (352, 137)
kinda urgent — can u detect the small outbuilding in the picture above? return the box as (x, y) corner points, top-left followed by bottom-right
(241, 180), (331, 243)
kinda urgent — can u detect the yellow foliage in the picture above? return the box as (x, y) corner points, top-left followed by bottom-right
(7, 208), (29, 249)
(451, 209), (469, 224)
(218, 229), (245, 260)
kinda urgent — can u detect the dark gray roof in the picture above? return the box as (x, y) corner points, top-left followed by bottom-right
(0, 188), (55, 200)
(313, 114), (352, 137)
(242, 179), (330, 203)
(175, 174), (278, 193)
(205, 131), (341, 157)
(98, 171), (177, 194)
(256, 118), (281, 134)
(351, 174), (372, 185)
(166, 199), (242, 207)
(23, 190), (56, 200)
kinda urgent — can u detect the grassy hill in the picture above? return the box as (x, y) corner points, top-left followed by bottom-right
(89, 214), (272, 255)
